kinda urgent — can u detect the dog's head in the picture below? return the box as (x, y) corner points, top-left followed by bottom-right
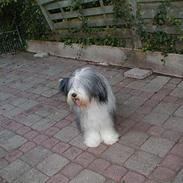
(59, 67), (108, 108)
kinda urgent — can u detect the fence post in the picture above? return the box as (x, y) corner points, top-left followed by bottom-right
(36, 0), (54, 30)
(129, 0), (142, 49)
(16, 26), (23, 47)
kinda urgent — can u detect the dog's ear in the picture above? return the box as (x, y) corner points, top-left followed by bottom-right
(59, 78), (69, 96)
(94, 79), (108, 103)
(97, 86), (108, 103)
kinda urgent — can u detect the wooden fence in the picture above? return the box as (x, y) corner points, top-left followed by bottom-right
(36, 0), (183, 48)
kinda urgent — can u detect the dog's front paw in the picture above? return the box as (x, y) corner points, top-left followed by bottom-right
(84, 132), (102, 147)
(101, 130), (119, 145)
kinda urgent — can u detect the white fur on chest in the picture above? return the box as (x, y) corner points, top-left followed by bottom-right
(80, 100), (113, 131)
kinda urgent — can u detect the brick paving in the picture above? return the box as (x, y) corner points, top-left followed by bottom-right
(0, 52), (183, 183)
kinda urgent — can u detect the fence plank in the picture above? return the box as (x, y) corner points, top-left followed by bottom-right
(143, 19), (183, 34)
(50, 29), (132, 39)
(38, 0), (54, 5)
(46, 0), (99, 10)
(137, 0), (182, 2)
(36, 0), (54, 30)
(54, 16), (116, 29)
(49, 5), (113, 20)
(129, 0), (142, 48)
(139, 1), (183, 19)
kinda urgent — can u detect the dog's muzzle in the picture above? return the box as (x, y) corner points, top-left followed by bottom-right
(71, 93), (81, 106)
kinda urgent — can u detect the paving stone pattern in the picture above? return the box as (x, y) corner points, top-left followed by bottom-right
(0, 52), (182, 183)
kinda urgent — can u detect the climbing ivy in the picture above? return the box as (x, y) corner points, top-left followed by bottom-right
(61, 0), (183, 56)
(112, 0), (134, 27)
(137, 1), (182, 60)
(153, 1), (181, 26)
(70, 0), (83, 11)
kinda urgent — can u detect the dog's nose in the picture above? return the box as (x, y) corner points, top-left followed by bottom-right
(71, 93), (77, 98)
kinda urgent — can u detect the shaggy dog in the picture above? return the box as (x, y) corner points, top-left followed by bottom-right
(59, 67), (119, 147)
